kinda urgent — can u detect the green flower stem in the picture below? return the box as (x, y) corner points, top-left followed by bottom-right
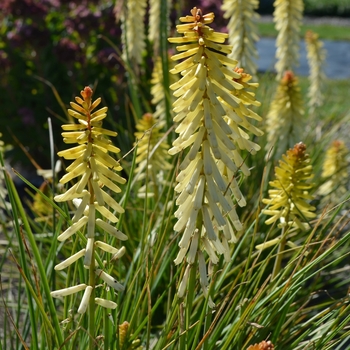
(103, 308), (110, 350)
(272, 222), (289, 280)
(184, 259), (198, 350)
(88, 249), (96, 350)
(88, 181), (96, 350)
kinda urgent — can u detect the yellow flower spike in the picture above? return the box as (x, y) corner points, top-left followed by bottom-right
(222, 0), (260, 75)
(134, 113), (172, 198)
(263, 142), (316, 230)
(305, 30), (326, 114)
(168, 8), (263, 300)
(265, 71), (304, 159)
(257, 142), (316, 280)
(273, 0), (304, 79)
(53, 87), (127, 319)
(319, 140), (349, 202)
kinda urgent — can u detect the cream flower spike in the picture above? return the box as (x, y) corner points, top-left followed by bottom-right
(148, 0), (171, 52)
(121, 0), (147, 65)
(168, 7), (263, 300)
(52, 87), (127, 313)
(305, 30), (326, 114)
(319, 140), (349, 202)
(273, 0), (304, 79)
(265, 71), (304, 160)
(134, 113), (172, 198)
(222, 0), (259, 75)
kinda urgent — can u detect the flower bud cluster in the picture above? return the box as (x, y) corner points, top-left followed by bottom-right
(168, 7), (262, 299)
(246, 340), (275, 350)
(263, 142), (316, 230)
(51, 87), (127, 313)
(118, 321), (143, 350)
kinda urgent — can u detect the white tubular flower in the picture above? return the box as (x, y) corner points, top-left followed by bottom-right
(51, 284), (87, 298)
(96, 269), (125, 292)
(54, 249), (86, 271)
(222, 0), (259, 75)
(77, 286), (93, 314)
(273, 0), (304, 79)
(95, 298), (118, 309)
(168, 8), (263, 269)
(112, 246), (126, 261)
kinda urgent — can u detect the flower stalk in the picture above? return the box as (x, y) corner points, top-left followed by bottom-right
(52, 87), (127, 348)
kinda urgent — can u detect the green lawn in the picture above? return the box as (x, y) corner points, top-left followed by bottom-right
(258, 22), (350, 41)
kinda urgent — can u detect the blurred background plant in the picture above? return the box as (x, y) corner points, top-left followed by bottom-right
(0, 0), (126, 169)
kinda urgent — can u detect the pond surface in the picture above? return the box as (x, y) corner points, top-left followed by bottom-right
(256, 38), (350, 79)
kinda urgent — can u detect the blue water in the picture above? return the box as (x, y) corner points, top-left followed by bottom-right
(256, 38), (350, 79)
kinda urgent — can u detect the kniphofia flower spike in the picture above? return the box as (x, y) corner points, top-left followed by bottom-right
(168, 7), (263, 301)
(265, 71), (304, 159)
(52, 87), (127, 313)
(263, 142), (316, 231)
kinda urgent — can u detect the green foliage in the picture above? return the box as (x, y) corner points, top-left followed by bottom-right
(304, 0), (350, 15)
(257, 22), (350, 41)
